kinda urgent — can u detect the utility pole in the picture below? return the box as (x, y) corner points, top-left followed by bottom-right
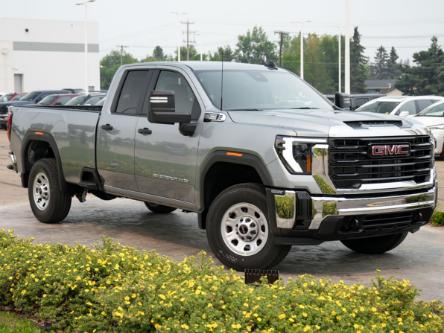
(344, 0), (351, 94)
(117, 45), (129, 66)
(274, 31), (289, 67)
(75, 0), (95, 94)
(171, 11), (188, 62)
(181, 20), (195, 60)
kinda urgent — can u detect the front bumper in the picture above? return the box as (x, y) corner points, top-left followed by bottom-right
(268, 186), (436, 244)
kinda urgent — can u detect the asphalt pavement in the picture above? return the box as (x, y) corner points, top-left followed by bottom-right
(1, 131), (443, 301)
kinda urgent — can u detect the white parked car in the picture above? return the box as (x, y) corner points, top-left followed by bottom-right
(414, 100), (444, 158)
(356, 96), (444, 117)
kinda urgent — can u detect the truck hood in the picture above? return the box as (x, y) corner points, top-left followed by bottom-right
(227, 108), (428, 137)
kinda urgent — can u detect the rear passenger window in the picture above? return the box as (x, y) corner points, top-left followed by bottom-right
(114, 71), (150, 115)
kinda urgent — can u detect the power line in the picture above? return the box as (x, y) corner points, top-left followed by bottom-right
(116, 45), (129, 65)
(181, 20), (195, 60)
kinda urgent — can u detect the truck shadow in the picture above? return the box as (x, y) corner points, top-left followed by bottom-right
(63, 200), (424, 277)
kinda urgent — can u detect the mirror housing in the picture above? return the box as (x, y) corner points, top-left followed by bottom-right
(148, 91), (191, 124)
(334, 92), (351, 110)
(398, 111), (410, 117)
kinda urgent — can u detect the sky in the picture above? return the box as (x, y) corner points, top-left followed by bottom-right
(2, 0), (444, 62)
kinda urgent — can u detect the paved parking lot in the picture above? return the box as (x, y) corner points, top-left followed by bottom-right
(1, 131), (443, 301)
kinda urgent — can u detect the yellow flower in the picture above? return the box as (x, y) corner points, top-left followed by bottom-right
(278, 313), (286, 320)
(231, 323), (241, 329)
(181, 323), (189, 330)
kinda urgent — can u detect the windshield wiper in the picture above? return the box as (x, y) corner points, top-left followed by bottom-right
(225, 108), (264, 111)
(288, 107), (319, 110)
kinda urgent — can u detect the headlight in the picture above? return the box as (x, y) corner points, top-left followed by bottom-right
(427, 124), (444, 130)
(275, 136), (327, 174)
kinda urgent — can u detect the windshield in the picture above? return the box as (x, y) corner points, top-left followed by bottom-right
(356, 101), (400, 114)
(19, 91), (41, 101)
(38, 95), (57, 105)
(84, 95), (104, 105)
(66, 95), (88, 106)
(418, 102), (444, 117)
(195, 69), (333, 111)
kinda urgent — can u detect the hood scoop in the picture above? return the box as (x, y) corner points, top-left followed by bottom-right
(344, 120), (403, 129)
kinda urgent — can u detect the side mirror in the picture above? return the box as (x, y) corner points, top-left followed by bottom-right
(398, 111), (410, 117)
(148, 91), (191, 124)
(334, 92), (351, 110)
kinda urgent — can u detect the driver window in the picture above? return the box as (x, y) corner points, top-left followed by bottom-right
(155, 71), (196, 115)
(398, 101), (416, 115)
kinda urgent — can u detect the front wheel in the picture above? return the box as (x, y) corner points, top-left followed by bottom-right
(341, 232), (408, 254)
(206, 183), (291, 271)
(28, 158), (72, 223)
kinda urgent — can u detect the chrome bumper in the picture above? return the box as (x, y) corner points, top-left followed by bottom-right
(273, 187), (436, 230)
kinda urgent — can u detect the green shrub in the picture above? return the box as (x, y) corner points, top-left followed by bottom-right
(0, 311), (42, 333)
(431, 211), (444, 226)
(0, 229), (443, 332)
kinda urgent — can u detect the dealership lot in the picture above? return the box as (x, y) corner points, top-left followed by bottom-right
(1, 131), (443, 301)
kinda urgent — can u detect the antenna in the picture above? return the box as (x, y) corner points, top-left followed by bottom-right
(220, 50), (224, 110)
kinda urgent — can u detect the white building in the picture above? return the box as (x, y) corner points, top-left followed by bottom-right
(0, 17), (100, 93)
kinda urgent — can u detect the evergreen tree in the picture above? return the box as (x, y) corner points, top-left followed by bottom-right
(387, 47), (401, 78)
(350, 27), (368, 93)
(373, 46), (389, 79)
(396, 37), (444, 95)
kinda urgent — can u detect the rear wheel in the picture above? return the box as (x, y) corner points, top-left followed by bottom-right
(144, 202), (176, 214)
(28, 159), (72, 223)
(341, 232), (408, 254)
(206, 183), (291, 271)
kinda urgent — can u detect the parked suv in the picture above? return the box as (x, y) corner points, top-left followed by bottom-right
(8, 62), (436, 270)
(356, 96), (444, 117)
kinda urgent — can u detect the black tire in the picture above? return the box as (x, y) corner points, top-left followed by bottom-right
(206, 183), (291, 271)
(144, 202), (176, 214)
(341, 232), (408, 254)
(28, 158), (71, 224)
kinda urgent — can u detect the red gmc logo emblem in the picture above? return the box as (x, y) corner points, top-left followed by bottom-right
(371, 144), (410, 157)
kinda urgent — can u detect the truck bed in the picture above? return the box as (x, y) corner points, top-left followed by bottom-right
(10, 105), (100, 185)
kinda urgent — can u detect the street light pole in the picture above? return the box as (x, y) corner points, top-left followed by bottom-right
(292, 20), (311, 80)
(338, 30), (342, 93)
(76, 0), (95, 94)
(344, 0), (351, 94)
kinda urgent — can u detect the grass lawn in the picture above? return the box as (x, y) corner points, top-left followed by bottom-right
(0, 312), (41, 333)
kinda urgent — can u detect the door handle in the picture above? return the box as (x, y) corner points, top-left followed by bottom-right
(101, 123), (114, 131)
(138, 127), (152, 135)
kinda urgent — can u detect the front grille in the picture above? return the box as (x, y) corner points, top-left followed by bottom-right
(329, 136), (433, 189)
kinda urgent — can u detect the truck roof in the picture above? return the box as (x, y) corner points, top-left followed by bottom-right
(122, 61), (283, 72)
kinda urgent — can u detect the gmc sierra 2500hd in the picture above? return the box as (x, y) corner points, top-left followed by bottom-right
(8, 62), (436, 270)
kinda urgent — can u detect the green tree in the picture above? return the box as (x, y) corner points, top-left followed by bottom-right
(210, 46), (234, 61)
(100, 50), (138, 89)
(350, 27), (368, 93)
(373, 46), (389, 79)
(387, 47), (401, 78)
(235, 26), (277, 64)
(153, 46), (165, 60)
(397, 37), (444, 95)
(304, 34), (335, 93)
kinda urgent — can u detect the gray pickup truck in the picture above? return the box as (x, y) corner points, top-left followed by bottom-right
(8, 62), (437, 270)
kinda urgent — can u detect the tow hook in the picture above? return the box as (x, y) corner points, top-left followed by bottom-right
(76, 190), (88, 203)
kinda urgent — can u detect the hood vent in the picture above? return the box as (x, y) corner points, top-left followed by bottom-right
(344, 120), (403, 129)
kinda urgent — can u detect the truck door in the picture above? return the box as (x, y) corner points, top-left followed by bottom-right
(97, 70), (152, 191)
(134, 69), (201, 206)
